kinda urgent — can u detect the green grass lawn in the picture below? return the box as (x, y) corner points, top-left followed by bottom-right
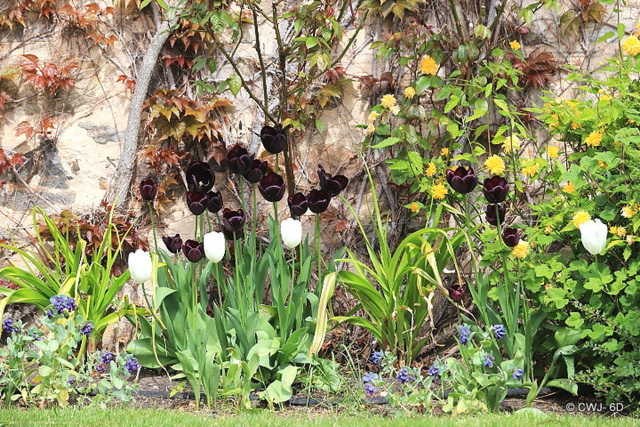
(0, 407), (637, 427)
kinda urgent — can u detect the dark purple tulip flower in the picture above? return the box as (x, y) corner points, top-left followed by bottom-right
(307, 188), (331, 214)
(243, 159), (268, 183)
(485, 204), (506, 226)
(162, 234), (183, 254)
(140, 179), (158, 201)
(288, 192), (308, 216)
(483, 176), (509, 204)
(183, 239), (204, 262)
(445, 167), (478, 194)
(187, 191), (209, 216)
(226, 144), (254, 176)
(260, 124), (287, 154)
(206, 191), (223, 213)
(502, 227), (521, 247)
(222, 208), (246, 240)
(449, 283), (465, 302)
(258, 172), (286, 202)
(318, 164), (348, 196)
(185, 161), (215, 193)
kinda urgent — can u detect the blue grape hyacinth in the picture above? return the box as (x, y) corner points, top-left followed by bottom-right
(491, 324), (506, 339)
(370, 351), (384, 365)
(124, 356), (140, 375)
(397, 367), (414, 384)
(50, 295), (77, 315)
(458, 324), (471, 344)
(483, 354), (495, 368)
(428, 363), (441, 377)
(79, 322), (94, 337)
(513, 367), (524, 380)
(364, 382), (377, 396)
(362, 372), (377, 383)
(2, 318), (19, 334)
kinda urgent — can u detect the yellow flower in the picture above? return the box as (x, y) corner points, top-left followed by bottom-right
(408, 202), (420, 213)
(510, 40), (521, 50)
(600, 94), (612, 101)
(440, 148), (449, 156)
(381, 94), (396, 109)
(367, 111), (380, 123)
(622, 35), (640, 56)
(425, 162), (437, 177)
(521, 164), (540, 177)
(621, 206), (637, 218)
(572, 211), (591, 228)
(562, 182), (575, 194)
(366, 124), (375, 135)
(485, 155), (505, 175)
(419, 55), (438, 75)
(502, 135), (521, 154)
(512, 241), (529, 258)
(627, 235), (635, 245)
(610, 226), (618, 235)
(544, 225), (553, 234)
(404, 87), (416, 99)
(390, 105), (400, 115)
(598, 160), (608, 169)
(585, 130), (603, 147)
(547, 146), (559, 159)
(431, 183), (448, 200)
(617, 227), (627, 237)
(570, 122), (581, 130)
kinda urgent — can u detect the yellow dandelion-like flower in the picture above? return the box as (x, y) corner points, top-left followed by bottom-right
(562, 182), (575, 194)
(366, 124), (375, 135)
(570, 122), (581, 130)
(617, 227), (627, 237)
(572, 211), (591, 228)
(502, 135), (521, 154)
(431, 183), (448, 200)
(368, 111), (380, 123)
(390, 105), (400, 115)
(512, 241), (529, 259)
(585, 130), (603, 147)
(621, 206), (637, 218)
(598, 160), (608, 169)
(404, 87), (416, 99)
(510, 40), (521, 50)
(485, 155), (505, 175)
(547, 146), (560, 159)
(610, 226), (619, 235)
(381, 94), (396, 109)
(566, 100), (578, 109)
(600, 94), (612, 101)
(408, 202), (420, 213)
(549, 113), (560, 129)
(425, 162), (437, 177)
(419, 55), (438, 75)
(544, 225), (553, 234)
(440, 147), (449, 156)
(622, 36), (640, 56)
(522, 164), (540, 177)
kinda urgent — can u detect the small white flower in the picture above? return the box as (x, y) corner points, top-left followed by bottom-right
(280, 218), (302, 249)
(128, 249), (152, 284)
(203, 231), (226, 263)
(579, 218), (608, 255)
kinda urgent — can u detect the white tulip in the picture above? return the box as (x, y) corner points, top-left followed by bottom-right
(579, 218), (608, 255)
(128, 249), (152, 284)
(203, 231), (226, 263)
(281, 218), (302, 249)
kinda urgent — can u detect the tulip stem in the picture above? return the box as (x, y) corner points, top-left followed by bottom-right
(147, 201), (158, 253)
(314, 215), (321, 283)
(252, 186), (258, 239)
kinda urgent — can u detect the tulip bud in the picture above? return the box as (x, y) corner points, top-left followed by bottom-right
(260, 124), (287, 154)
(140, 179), (158, 201)
(445, 167), (478, 194)
(288, 192), (308, 216)
(318, 164), (348, 196)
(307, 188), (331, 214)
(226, 144), (253, 176)
(203, 232), (226, 263)
(183, 239), (204, 262)
(128, 249), (152, 284)
(206, 191), (223, 214)
(485, 204), (506, 226)
(579, 218), (608, 255)
(186, 192), (209, 216)
(242, 159), (268, 184)
(448, 283), (465, 302)
(222, 208), (246, 240)
(483, 176), (509, 204)
(502, 227), (520, 247)
(258, 172), (286, 202)
(281, 218), (302, 248)
(185, 161), (215, 193)
(162, 234), (183, 254)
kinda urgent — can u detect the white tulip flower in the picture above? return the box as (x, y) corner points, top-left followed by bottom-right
(281, 218), (302, 249)
(203, 231), (226, 263)
(579, 218), (608, 255)
(128, 249), (152, 284)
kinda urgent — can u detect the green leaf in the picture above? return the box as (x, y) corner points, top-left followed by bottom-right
(228, 74), (242, 96)
(546, 379), (578, 395)
(371, 137), (400, 149)
(38, 365), (53, 377)
(315, 119), (325, 133)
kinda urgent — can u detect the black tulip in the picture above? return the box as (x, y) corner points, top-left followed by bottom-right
(307, 188), (331, 214)
(260, 124), (287, 154)
(183, 239), (204, 262)
(140, 179), (158, 201)
(485, 204), (506, 226)
(162, 234), (183, 254)
(258, 172), (286, 202)
(318, 164), (348, 196)
(206, 191), (223, 213)
(288, 192), (308, 216)
(222, 208), (246, 240)
(242, 159), (268, 183)
(226, 144), (254, 176)
(502, 227), (521, 247)
(483, 176), (509, 204)
(445, 167), (478, 194)
(449, 283), (465, 302)
(185, 161), (215, 193)
(187, 191), (209, 216)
